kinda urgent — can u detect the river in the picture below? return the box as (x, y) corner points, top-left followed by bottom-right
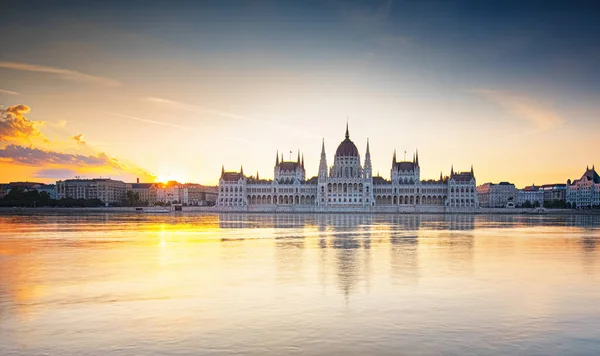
(1, 213), (599, 355)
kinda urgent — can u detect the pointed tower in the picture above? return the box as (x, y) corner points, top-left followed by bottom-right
(301, 154), (304, 168)
(240, 165), (244, 176)
(318, 138), (328, 179)
(392, 149), (397, 165)
(221, 165), (225, 178)
(451, 165), (454, 177)
(256, 170), (259, 180)
(364, 138), (372, 179)
(297, 150), (300, 164)
(276, 150), (279, 166)
(416, 149), (419, 166)
(345, 122), (350, 139)
(440, 171), (443, 180)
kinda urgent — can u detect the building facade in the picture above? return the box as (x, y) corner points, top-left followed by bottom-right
(517, 185), (544, 207)
(217, 125), (478, 212)
(539, 184), (566, 204)
(127, 183), (158, 205)
(56, 178), (127, 204)
(567, 166), (600, 209)
(476, 182), (517, 208)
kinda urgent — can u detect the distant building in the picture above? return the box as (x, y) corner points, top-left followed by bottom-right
(517, 185), (544, 207)
(477, 182), (517, 208)
(153, 182), (218, 206)
(8, 181), (44, 189)
(56, 178), (127, 204)
(156, 183), (180, 204)
(180, 184), (218, 206)
(567, 166), (600, 209)
(539, 184), (566, 205)
(127, 182), (158, 205)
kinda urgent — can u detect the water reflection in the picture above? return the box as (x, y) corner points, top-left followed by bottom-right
(389, 234), (419, 285)
(1, 213), (600, 355)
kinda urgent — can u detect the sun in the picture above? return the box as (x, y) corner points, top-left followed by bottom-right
(155, 171), (187, 184)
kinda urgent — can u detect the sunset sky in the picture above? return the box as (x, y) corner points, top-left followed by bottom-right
(1, 0), (599, 187)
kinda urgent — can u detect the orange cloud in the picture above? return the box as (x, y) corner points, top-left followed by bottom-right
(71, 133), (86, 144)
(0, 105), (44, 142)
(0, 103), (156, 183)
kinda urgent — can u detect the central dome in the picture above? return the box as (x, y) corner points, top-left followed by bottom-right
(335, 124), (359, 158)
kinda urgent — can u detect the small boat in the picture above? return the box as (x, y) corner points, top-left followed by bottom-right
(143, 207), (171, 213)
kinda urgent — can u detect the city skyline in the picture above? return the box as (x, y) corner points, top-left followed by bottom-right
(1, 1), (599, 187)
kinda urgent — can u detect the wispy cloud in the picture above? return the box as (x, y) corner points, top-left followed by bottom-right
(0, 89), (20, 95)
(104, 112), (186, 129)
(0, 61), (120, 86)
(472, 89), (564, 130)
(145, 97), (258, 123)
(144, 97), (318, 138)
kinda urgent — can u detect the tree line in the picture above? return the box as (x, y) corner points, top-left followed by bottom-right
(0, 187), (145, 207)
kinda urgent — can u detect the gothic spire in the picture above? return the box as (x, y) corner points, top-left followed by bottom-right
(240, 165), (244, 175)
(276, 150), (279, 166)
(393, 149), (396, 164)
(451, 165), (454, 177)
(364, 138), (372, 174)
(345, 122), (349, 139)
(416, 149), (419, 166)
(301, 154), (304, 168)
(297, 150), (300, 164)
(221, 165), (225, 177)
(318, 138), (328, 178)
(440, 171), (443, 180)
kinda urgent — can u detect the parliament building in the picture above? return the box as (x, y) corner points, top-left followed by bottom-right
(217, 125), (478, 212)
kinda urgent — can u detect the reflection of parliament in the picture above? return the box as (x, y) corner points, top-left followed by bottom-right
(217, 125), (478, 212)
